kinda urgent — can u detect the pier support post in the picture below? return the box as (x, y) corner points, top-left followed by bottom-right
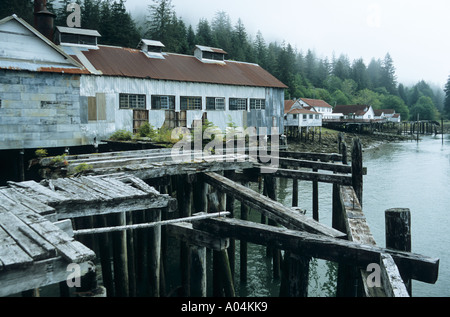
(351, 138), (363, 207)
(385, 208), (412, 295)
(111, 212), (129, 297)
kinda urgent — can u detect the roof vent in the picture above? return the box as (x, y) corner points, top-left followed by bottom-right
(194, 45), (227, 64)
(138, 39), (165, 59)
(55, 26), (101, 48)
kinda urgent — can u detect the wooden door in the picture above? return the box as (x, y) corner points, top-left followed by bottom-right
(133, 110), (149, 134)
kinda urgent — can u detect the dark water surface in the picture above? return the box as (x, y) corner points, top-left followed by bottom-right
(233, 135), (449, 297)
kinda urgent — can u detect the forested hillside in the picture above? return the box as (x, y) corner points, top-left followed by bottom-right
(2, 0), (448, 120)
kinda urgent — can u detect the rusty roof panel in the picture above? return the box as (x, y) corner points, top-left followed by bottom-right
(78, 45), (287, 89)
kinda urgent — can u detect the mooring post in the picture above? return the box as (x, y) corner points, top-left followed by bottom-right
(351, 138), (363, 207)
(292, 168), (299, 208)
(312, 161), (319, 222)
(385, 208), (412, 295)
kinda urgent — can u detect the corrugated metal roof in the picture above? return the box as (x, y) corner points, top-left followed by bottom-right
(75, 45), (287, 89)
(333, 105), (370, 115)
(300, 98), (333, 108)
(56, 26), (101, 37)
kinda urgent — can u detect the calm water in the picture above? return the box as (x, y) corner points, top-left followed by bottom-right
(232, 134), (450, 297)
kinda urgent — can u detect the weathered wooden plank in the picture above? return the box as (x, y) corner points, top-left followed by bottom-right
(0, 224), (33, 270)
(50, 178), (103, 202)
(7, 180), (70, 204)
(29, 219), (95, 263)
(203, 172), (346, 238)
(259, 155), (353, 174)
(195, 216), (439, 284)
(260, 167), (353, 186)
(1, 188), (55, 218)
(166, 222), (230, 251)
(86, 160), (255, 180)
(0, 258), (93, 297)
(0, 211), (56, 261)
(379, 253), (410, 297)
(117, 175), (160, 195)
(279, 151), (342, 162)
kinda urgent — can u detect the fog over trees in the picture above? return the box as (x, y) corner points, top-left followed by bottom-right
(2, 0), (448, 120)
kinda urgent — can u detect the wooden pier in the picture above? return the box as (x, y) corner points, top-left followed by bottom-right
(0, 140), (440, 297)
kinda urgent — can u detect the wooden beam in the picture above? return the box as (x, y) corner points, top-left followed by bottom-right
(260, 167), (353, 186)
(279, 151), (342, 162)
(194, 216), (439, 284)
(0, 258), (93, 297)
(166, 222), (229, 251)
(203, 172), (346, 238)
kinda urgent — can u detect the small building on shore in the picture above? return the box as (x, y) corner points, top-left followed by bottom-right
(333, 105), (375, 120)
(284, 100), (322, 139)
(298, 98), (333, 119)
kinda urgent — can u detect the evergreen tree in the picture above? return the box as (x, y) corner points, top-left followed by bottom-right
(381, 53), (398, 94)
(444, 75), (450, 116)
(254, 31), (267, 68)
(351, 58), (369, 91)
(211, 11), (232, 53)
(195, 18), (215, 47)
(146, 0), (174, 44)
(1, 0), (35, 23)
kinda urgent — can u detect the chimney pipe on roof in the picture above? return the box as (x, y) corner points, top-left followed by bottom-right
(34, 0), (56, 42)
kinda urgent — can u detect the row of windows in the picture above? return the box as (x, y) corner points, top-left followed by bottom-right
(292, 114), (321, 120)
(119, 94), (266, 111)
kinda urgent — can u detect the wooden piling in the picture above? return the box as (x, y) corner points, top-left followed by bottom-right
(351, 138), (363, 206)
(240, 182), (249, 284)
(264, 175), (281, 279)
(111, 212), (129, 297)
(385, 208), (412, 295)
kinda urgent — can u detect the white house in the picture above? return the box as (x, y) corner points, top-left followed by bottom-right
(333, 105), (375, 120)
(298, 98), (333, 119)
(374, 109), (401, 123)
(284, 100), (322, 128)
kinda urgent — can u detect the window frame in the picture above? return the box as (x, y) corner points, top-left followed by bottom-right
(151, 95), (175, 110)
(229, 98), (248, 111)
(250, 98), (266, 110)
(119, 93), (146, 110)
(206, 97), (226, 111)
(180, 96), (202, 111)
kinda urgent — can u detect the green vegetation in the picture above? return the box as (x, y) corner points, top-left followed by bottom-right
(11, 0), (444, 120)
(35, 149), (48, 158)
(73, 163), (94, 175)
(109, 130), (133, 141)
(51, 154), (68, 166)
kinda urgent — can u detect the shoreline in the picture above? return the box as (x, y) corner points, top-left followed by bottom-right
(286, 129), (414, 154)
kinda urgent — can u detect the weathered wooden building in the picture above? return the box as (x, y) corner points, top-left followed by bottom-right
(60, 38), (287, 135)
(0, 1), (286, 183)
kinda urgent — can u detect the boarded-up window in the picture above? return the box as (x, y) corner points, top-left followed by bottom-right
(88, 93), (106, 121)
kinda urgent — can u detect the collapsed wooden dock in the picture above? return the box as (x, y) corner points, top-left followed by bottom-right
(0, 139), (440, 297)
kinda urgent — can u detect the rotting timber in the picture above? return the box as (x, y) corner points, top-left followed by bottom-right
(13, 139), (440, 298)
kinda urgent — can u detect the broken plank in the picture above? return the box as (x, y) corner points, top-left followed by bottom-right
(7, 180), (71, 204)
(203, 172), (345, 238)
(28, 219), (95, 264)
(195, 216), (439, 284)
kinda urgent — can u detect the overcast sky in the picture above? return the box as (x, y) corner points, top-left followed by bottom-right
(125, 0), (450, 88)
